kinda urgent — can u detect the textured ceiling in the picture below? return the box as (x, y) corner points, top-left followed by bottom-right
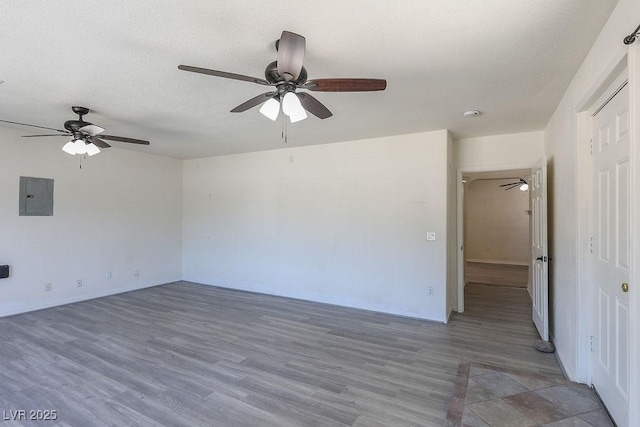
(0, 1), (618, 159)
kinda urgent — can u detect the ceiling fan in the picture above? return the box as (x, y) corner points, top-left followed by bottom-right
(178, 30), (387, 123)
(0, 106), (150, 156)
(499, 178), (529, 191)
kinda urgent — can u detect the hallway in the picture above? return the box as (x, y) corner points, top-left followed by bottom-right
(465, 262), (529, 288)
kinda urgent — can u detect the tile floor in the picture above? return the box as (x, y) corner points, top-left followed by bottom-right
(446, 362), (614, 427)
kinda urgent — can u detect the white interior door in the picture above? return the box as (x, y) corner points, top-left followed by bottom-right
(591, 79), (630, 427)
(531, 157), (549, 341)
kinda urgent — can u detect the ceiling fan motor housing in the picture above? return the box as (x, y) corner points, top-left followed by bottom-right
(64, 119), (91, 133)
(265, 61), (307, 85)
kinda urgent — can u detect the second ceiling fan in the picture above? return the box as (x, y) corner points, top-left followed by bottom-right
(178, 31), (387, 122)
(499, 178), (529, 191)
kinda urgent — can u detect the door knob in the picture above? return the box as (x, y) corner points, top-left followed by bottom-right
(621, 282), (629, 293)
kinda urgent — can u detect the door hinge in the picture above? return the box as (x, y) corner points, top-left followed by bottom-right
(590, 336), (593, 352)
(589, 236), (594, 254)
(589, 138), (593, 154)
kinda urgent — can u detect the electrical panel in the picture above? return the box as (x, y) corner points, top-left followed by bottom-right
(19, 176), (54, 216)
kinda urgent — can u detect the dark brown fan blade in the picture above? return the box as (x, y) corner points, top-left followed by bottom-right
(87, 136), (111, 148)
(296, 93), (332, 119)
(502, 184), (520, 190)
(499, 182), (519, 187)
(178, 65), (272, 86)
(21, 134), (69, 137)
(230, 91), (278, 113)
(277, 31), (305, 81)
(302, 78), (387, 92)
(99, 135), (150, 145)
(0, 119), (67, 133)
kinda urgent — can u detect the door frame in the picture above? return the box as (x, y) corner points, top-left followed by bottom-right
(456, 162), (536, 313)
(575, 44), (639, 425)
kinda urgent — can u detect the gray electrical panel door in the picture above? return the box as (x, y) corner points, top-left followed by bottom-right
(19, 177), (54, 216)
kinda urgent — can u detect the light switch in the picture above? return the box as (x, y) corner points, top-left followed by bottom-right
(426, 232), (436, 241)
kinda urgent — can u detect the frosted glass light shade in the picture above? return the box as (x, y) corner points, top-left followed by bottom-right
(72, 139), (88, 155)
(519, 183), (529, 191)
(259, 98), (280, 121)
(86, 143), (101, 156)
(282, 92), (307, 123)
(288, 107), (307, 123)
(62, 141), (77, 155)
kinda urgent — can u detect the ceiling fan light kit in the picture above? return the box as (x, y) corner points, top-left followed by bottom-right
(62, 139), (101, 156)
(259, 97), (281, 121)
(282, 92), (307, 123)
(178, 30), (387, 127)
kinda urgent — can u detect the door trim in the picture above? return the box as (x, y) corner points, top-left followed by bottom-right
(455, 162), (535, 313)
(627, 41), (640, 427)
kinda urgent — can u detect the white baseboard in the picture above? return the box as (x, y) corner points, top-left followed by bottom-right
(466, 258), (529, 266)
(0, 278), (179, 318)
(186, 279), (448, 324)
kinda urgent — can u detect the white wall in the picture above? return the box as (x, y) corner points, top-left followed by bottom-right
(464, 179), (530, 264)
(0, 127), (183, 316)
(455, 131), (544, 170)
(544, 0), (639, 383)
(183, 130), (450, 322)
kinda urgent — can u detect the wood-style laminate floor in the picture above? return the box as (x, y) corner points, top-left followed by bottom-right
(0, 281), (561, 426)
(465, 262), (529, 288)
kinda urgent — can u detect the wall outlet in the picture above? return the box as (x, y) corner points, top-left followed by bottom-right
(133, 268), (139, 277)
(106, 271), (112, 280)
(76, 279), (82, 288)
(428, 286), (434, 297)
(45, 283), (52, 292)
(426, 232), (436, 241)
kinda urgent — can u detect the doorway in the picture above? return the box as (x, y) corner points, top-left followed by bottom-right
(457, 162), (550, 340)
(459, 169), (533, 303)
(463, 171), (532, 291)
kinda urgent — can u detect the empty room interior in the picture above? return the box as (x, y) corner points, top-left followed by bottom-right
(1, 1), (639, 426)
